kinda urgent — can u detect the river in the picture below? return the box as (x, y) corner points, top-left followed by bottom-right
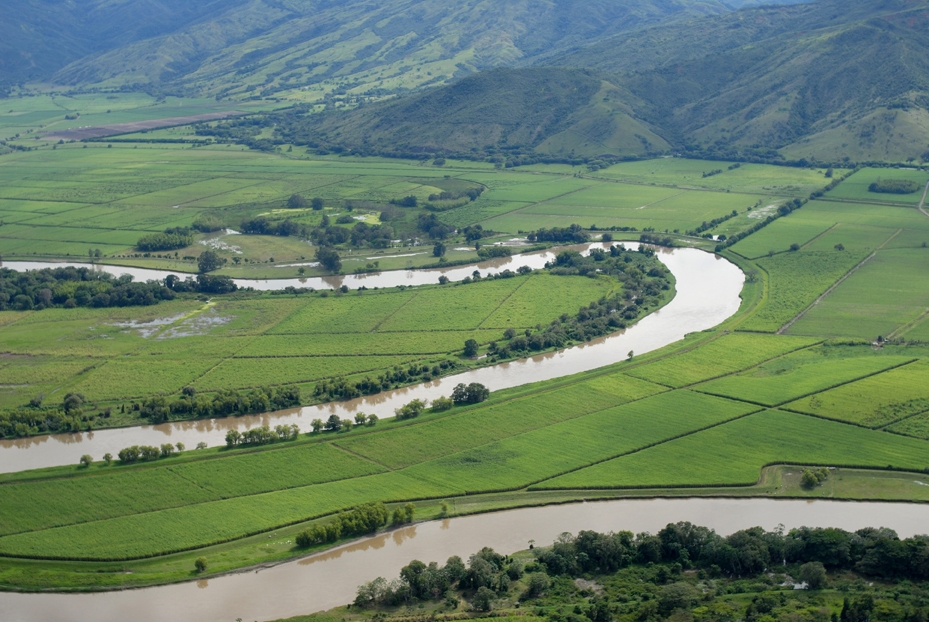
(1, 497), (927, 622)
(0, 245), (743, 472)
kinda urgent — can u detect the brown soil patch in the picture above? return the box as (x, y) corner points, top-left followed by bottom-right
(43, 111), (245, 141)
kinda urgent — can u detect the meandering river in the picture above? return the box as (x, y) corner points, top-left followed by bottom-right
(2, 497), (928, 622)
(0, 244), (743, 472)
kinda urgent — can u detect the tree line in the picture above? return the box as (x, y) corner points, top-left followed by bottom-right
(295, 502), (414, 548)
(138, 385), (301, 424)
(483, 246), (669, 361)
(313, 361), (460, 402)
(0, 267), (175, 311)
(354, 521), (929, 614)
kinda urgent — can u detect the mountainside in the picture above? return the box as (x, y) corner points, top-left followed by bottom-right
(0, 0), (251, 89)
(556, 0), (929, 162)
(48, 0), (739, 98)
(269, 67), (670, 159)
(279, 0), (929, 163)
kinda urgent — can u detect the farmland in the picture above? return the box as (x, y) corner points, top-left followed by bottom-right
(0, 273), (615, 417)
(3, 118), (929, 592)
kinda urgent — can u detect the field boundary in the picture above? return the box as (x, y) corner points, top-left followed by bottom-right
(369, 292), (420, 332)
(776, 229), (902, 335)
(476, 276), (531, 328)
(799, 222), (839, 250)
(691, 356), (919, 410)
(918, 181), (929, 219)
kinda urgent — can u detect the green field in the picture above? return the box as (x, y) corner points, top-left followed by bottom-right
(823, 167), (929, 205)
(539, 409), (929, 489)
(784, 360), (929, 427)
(5, 119), (929, 592)
(0, 274), (612, 412)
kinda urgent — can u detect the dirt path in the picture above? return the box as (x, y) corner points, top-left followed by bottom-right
(43, 110), (245, 141)
(776, 228), (902, 335)
(918, 181), (929, 219)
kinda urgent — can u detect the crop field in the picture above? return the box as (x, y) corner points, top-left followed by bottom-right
(539, 410), (929, 489)
(786, 249), (929, 339)
(784, 360), (929, 427)
(694, 346), (914, 406)
(741, 250), (869, 333)
(6, 121), (929, 588)
(481, 186), (762, 233)
(401, 391), (757, 492)
(589, 159), (840, 196)
(0, 274), (610, 409)
(623, 333), (817, 387)
(824, 167), (929, 205)
(887, 413), (929, 441)
(336, 375), (664, 469)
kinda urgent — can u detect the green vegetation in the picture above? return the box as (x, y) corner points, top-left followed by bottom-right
(0, 273), (623, 431)
(335, 523), (929, 622)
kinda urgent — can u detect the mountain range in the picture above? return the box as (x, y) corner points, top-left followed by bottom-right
(4, 0), (927, 163)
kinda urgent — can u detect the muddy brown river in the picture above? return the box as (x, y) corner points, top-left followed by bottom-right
(2, 498), (928, 622)
(0, 245), (743, 472)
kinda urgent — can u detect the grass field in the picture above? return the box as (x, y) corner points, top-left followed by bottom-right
(823, 167), (929, 205)
(539, 409), (929, 489)
(784, 360), (929, 427)
(786, 248), (929, 339)
(0, 274), (611, 412)
(742, 249), (870, 333)
(6, 114), (929, 590)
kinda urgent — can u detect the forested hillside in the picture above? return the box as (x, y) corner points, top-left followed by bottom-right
(276, 0), (929, 163)
(7, 0), (743, 96)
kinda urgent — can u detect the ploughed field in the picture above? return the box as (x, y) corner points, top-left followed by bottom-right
(2, 115), (929, 591)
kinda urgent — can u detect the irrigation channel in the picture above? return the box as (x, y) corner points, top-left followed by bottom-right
(0, 244), (744, 472)
(3, 498), (929, 621)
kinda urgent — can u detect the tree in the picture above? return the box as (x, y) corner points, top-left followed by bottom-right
(198, 250), (225, 273)
(79, 454), (93, 468)
(103, 453), (113, 466)
(438, 275), (450, 285)
(366, 414), (378, 426)
(395, 399), (426, 420)
(316, 246), (342, 273)
(195, 557), (208, 573)
(799, 561), (827, 589)
(472, 586), (495, 612)
(431, 396), (454, 412)
(463, 339), (479, 357)
(312, 418), (323, 433)
(288, 193), (307, 208)
(354, 412), (367, 426)
(311, 197), (324, 211)
(433, 242), (446, 257)
(325, 414), (342, 431)
(225, 429), (241, 447)
(452, 383), (490, 405)
(789, 243), (801, 251)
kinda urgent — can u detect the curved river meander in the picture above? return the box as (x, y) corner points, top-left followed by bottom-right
(0, 244), (742, 472)
(4, 247), (928, 621)
(3, 498), (929, 621)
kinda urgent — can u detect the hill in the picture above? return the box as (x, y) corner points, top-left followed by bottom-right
(0, 0), (251, 90)
(264, 67), (670, 159)
(554, 0), (929, 162)
(6, 0), (773, 97)
(275, 0), (929, 164)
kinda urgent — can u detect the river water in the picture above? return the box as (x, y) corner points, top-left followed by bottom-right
(2, 497), (928, 622)
(0, 245), (743, 472)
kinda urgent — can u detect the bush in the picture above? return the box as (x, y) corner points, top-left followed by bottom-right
(137, 227), (193, 252)
(288, 193), (307, 208)
(869, 179), (920, 194)
(431, 396), (454, 412)
(395, 399), (427, 420)
(195, 557), (207, 573)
